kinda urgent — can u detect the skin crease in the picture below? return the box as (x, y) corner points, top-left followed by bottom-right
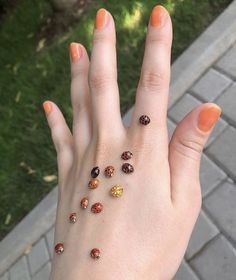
(43, 5), (221, 280)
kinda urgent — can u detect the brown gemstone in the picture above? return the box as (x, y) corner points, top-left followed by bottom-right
(139, 115), (150, 125)
(88, 178), (99, 189)
(69, 213), (77, 223)
(80, 197), (89, 209)
(121, 151), (133, 160)
(91, 202), (103, 214)
(90, 248), (101, 259)
(121, 163), (134, 174)
(55, 243), (64, 254)
(104, 166), (115, 178)
(91, 166), (100, 178)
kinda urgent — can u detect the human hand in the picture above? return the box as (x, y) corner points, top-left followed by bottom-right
(43, 5), (221, 280)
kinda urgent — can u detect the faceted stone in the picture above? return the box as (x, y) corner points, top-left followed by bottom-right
(88, 178), (99, 189)
(80, 197), (89, 209)
(104, 166), (115, 178)
(91, 166), (100, 178)
(91, 202), (103, 214)
(122, 163), (134, 174)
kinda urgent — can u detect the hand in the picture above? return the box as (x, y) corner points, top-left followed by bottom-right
(43, 5), (221, 280)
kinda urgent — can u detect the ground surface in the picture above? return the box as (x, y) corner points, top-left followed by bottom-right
(0, 0), (232, 239)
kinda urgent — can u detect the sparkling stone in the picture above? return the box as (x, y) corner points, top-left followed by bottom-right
(91, 166), (100, 178)
(121, 163), (134, 174)
(104, 166), (115, 178)
(91, 202), (103, 214)
(121, 151), (133, 160)
(55, 243), (64, 254)
(88, 178), (99, 189)
(81, 197), (89, 209)
(139, 115), (150, 125)
(69, 213), (77, 223)
(90, 248), (101, 259)
(110, 185), (123, 197)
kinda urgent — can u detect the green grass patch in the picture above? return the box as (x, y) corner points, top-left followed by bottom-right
(0, 0), (232, 239)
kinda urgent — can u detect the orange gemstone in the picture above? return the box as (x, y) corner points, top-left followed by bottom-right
(104, 166), (115, 177)
(88, 178), (99, 189)
(81, 197), (89, 209)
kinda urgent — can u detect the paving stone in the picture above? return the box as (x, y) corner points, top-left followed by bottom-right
(216, 82), (236, 126)
(9, 256), (30, 280)
(28, 238), (50, 276)
(46, 227), (54, 259)
(168, 94), (202, 123)
(207, 126), (236, 179)
(204, 180), (236, 243)
(185, 210), (219, 260)
(0, 272), (8, 280)
(216, 44), (236, 79)
(32, 262), (51, 280)
(190, 235), (236, 280)
(191, 68), (232, 101)
(200, 154), (227, 197)
(174, 260), (199, 280)
(167, 118), (176, 141)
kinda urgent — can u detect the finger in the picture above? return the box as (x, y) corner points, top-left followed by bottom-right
(128, 5), (172, 154)
(89, 8), (125, 141)
(169, 103), (222, 209)
(69, 42), (92, 155)
(43, 101), (74, 187)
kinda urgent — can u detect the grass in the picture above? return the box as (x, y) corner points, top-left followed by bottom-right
(0, 0), (232, 240)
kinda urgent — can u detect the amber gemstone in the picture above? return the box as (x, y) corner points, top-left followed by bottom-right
(88, 178), (99, 189)
(121, 151), (133, 160)
(104, 166), (115, 178)
(91, 166), (100, 178)
(139, 115), (150, 125)
(91, 202), (103, 214)
(69, 213), (77, 223)
(121, 163), (134, 174)
(110, 185), (123, 198)
(55, 243), (64, 254)
(90, 248), (101, 259)
(81, 197), (89, 209)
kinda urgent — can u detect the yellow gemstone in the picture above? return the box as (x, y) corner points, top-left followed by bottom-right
(110, 185), (123, 198)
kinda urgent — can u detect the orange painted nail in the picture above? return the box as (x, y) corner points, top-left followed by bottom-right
(197, 106), (222, 132)
(150, 5), (167, 27)
(43, 101), (52, 114)
(95, 8), (108, 29)
(70, 43), (82, 62)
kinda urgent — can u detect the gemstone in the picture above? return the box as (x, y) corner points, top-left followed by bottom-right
(88, 178), (99, 189)
(110, 185), (123, 197)
(81, 197), (89, 209)
(90, 248), (101, 259)
(139, 115), (150, 125)
(121, 151), (133, 160)
(91, 166), (100, 178)
(104, 166), (115, 178)
(121, 163), (134, 174)
(55, 243), (64, 254)
(91, 202), (103, 214)
(69, 213), (77, 223)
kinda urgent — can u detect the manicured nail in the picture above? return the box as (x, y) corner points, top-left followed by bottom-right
(95, 8), (109, 29)
(69, 43), (82, 62)
(43, 101), (52, 114)
(150, 5), (167, 27)
(197, 105), (222, 132)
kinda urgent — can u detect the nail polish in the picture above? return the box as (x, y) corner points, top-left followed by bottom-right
(69, 43), (82, 62)
(95, 8), (108, 29)
(197, 106), (221, 132)
(150, 5), (167, 27)
(43, 101), (52, 114)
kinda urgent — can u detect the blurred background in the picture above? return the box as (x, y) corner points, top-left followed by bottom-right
(0, 0), (232, 240)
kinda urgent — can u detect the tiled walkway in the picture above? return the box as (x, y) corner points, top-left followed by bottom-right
(1, 2), (236, 280)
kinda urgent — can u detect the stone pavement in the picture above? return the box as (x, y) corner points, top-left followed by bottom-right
(1, 2), (236, 280)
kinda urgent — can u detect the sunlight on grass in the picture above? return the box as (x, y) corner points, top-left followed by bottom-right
(122, 2), (143, 30)
(165, 0), (176, 14)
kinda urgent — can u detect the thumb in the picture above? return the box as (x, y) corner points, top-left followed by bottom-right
(169, 103), (222, 208)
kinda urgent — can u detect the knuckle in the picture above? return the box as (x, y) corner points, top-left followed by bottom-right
(147, 33), (170, 48)
(140, 70), (167, 93)
(173, 136), (203, 161)
(89, 71), (115, 91)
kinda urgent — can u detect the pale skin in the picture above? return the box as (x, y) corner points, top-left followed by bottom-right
(44, 5), (221, 280)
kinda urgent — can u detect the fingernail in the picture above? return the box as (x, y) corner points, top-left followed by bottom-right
(43, 101), (52, 114)
(197, 105), (222, 132)
(69, 43), (82, 62)
(95, 8), (109, 29)
(150, 5), (167, 27)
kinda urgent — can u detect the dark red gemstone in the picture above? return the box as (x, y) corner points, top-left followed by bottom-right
(91, 166), (100, 178)
(91, 202), (103, 214)
(121, 163), (134, 174)
(55, 243), (64, 254)
(139, 115), (150, 125)
(90, 248), (101, 259)
(69, 213), (77, 223)
(121, 151), (133, 160)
